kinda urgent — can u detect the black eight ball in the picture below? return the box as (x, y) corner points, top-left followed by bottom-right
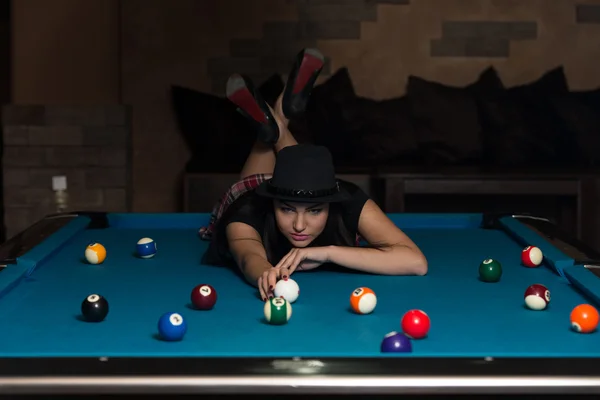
(81, 294), (109, 322)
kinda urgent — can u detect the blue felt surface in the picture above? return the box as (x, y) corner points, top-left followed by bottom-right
(564, 265), (600, 306)
(0, 213), (598, 358)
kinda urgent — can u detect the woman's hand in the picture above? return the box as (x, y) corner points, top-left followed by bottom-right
(257, 267), (285, 301)
(257, 247), (332, 301)
(274, 246), (332, 274)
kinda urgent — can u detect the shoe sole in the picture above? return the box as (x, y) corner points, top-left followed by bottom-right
(226, 74), (267, 123)
(293, 48), (325, 95)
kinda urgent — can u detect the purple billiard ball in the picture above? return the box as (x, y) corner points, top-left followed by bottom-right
(381, 331), (412, 353)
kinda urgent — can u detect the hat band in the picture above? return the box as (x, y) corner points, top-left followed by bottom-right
(266, 180), (340, 199)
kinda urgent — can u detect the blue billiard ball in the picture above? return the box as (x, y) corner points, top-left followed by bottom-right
(158, 312), (187, 341)
(136, 237), (157, 258)
(380, 331), (412, 353)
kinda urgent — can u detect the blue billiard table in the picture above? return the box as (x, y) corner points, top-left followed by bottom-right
(1, 211), (600, 395)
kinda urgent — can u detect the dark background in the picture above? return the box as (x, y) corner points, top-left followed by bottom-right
(1, 0), (599, 248)
(0, 0), (9, 242)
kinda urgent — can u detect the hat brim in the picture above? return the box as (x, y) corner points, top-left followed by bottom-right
(255, 180), (352, 203)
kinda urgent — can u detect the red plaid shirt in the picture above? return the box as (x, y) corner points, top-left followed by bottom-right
(199, 174), (270, 240)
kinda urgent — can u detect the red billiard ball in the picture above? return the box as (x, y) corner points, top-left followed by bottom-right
(400, 309), (430, 339)
(191, 284), (217, 310)
(524, 283), (550, 310)
(521, 246), (543, 267)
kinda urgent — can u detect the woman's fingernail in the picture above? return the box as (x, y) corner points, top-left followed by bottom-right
(269, 285), (273, 290)
(283, 275), (288, 280)
(269, 295), (273, 299)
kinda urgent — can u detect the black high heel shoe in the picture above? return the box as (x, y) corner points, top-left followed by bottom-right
(226, 74), (280, 145)
(282, 48), (325, 119)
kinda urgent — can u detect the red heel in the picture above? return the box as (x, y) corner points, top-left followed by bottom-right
(226, 74), (280, 145)
(282, 48), (325, 118)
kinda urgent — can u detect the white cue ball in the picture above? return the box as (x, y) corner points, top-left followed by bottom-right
(274, 278), (300, 303)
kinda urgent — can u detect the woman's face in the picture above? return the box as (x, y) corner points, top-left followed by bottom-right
(273, 199), (330, 247)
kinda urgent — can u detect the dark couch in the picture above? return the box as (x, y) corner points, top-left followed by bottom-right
(172, 65), (600, 174)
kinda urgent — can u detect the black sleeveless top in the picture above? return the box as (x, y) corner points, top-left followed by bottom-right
(201, 179), (370, 267)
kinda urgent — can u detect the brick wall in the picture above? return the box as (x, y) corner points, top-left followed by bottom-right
(430, 21), (537, 58)
(1, 105), (131, 239)
(200, 0), (600, 95)
(0, 0), (9, 104)
(207, 0), (411, 92)
(18, 0), (600, 214)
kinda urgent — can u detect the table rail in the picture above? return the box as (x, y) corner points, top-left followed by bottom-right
(2, 356), (600, 395)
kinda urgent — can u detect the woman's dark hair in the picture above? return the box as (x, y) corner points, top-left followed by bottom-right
(205, 185), (390, 267)
(262, 201), (355, 264)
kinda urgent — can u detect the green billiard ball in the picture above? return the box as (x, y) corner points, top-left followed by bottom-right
(264, 297), (292, 325)
(479, 258), (502, 282)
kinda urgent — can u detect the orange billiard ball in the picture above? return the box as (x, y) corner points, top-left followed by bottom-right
(85, 242), (106, 265)
(570, 304), (599, 333)
(350, 287), (377, 314)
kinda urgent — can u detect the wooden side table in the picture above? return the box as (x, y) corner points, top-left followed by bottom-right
(376, 170), (600, 250)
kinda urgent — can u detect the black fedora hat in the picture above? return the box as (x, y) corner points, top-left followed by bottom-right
(255, 144), (351, 203)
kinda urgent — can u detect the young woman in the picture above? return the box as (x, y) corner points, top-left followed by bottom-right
(200, 48), (427, 301)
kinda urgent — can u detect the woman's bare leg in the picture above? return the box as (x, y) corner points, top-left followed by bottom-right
(239, 95), (298, 179)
